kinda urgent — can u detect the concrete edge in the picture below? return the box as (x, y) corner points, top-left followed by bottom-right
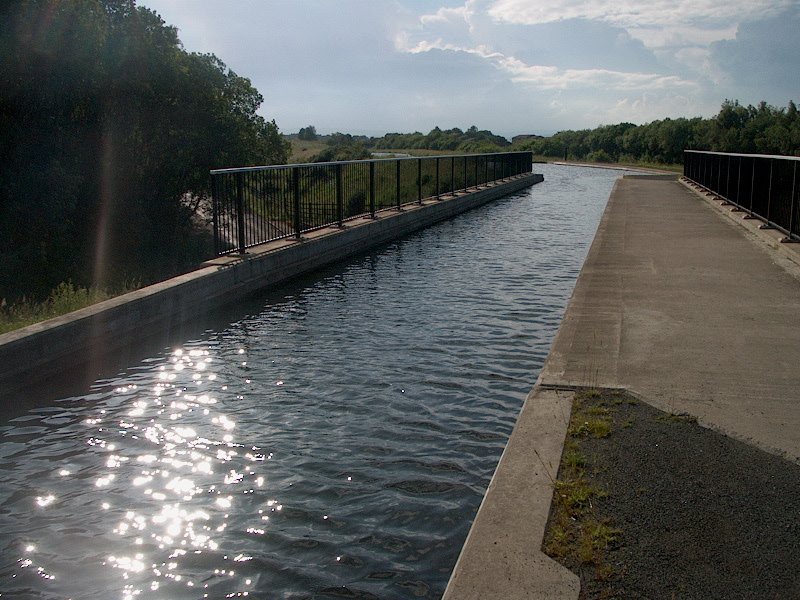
(0, 175), (542, 405)
(444, 176), (626, 598)
(536, 176), (623, 389)
(678, 177), (800, 282)
(442, 382), (580, 600)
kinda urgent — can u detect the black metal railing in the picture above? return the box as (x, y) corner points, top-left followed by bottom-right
(211, 151), (533, 255)
(684, 150), (800, 242)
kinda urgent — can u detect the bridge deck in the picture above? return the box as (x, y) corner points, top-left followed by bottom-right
(445, 173), (800, 598)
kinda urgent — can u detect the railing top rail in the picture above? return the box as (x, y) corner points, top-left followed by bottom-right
(685, 150), (800, 162)
(210, 151), (531, 175)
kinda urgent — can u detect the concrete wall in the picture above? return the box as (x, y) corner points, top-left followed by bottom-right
(0, 175), (541, 407)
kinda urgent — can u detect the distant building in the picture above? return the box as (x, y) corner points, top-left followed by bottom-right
(511, 134), (545, 144)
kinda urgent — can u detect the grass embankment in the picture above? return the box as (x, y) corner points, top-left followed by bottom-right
(545, 388), (800, 599)
(288, 138), (329, 163)
(532, 154), (682, 173)
(0, 281), (138, 335)
(288, 140), (473, 163)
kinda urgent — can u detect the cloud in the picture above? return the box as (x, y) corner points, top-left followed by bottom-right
(709, 6), (800, 105)
(140, 0), (796, 136)
(486, 0), (793, 47)
(395, 13), (695, 94)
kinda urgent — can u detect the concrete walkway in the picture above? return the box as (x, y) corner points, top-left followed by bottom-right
(444, 174), (800, 598)
(541, 175), (800, 461)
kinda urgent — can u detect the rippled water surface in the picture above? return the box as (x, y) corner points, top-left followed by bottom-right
(0, 165), (629, 599)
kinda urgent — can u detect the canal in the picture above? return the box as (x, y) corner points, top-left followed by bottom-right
(0, 164), (630, 599)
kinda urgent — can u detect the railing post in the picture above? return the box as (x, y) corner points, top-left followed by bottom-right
(463, 156), (467, 192)
(211, 174), (220, 255)
(417, 158), (422, 204)
(292, 167), (301, 239)
(369, 160), (376, 218)
(435, 157), (440, 199)
(764, 159), (774, 226)
(788, 162), (798, 240)
(396, 160), (401, 210)
(336, 163), (343, 227)
(474, 155), (479, 188)
(236, 172), (246, 254)
(450, 156), (455, 195)
(736, 157), (742, 206)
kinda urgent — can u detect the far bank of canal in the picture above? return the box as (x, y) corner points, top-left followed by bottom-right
(0, 164), (633, 599)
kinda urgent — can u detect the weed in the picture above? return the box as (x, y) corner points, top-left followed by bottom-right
(584, 519), (621, 550)
(578, 388), (602, 400)
(587, 405), (610, 416)
(564, 449), (586, 470)
(571, 418), (612, 439)
(656, 412), (698, 425)
(544, 387), (627, 590)
(0, 280), (139, 335)
(555, 478), (607, 516)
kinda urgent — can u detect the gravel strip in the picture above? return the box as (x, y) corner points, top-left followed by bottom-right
(544, 388), (800, 599)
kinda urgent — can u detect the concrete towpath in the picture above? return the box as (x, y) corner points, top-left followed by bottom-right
(444, 173), (800, 598)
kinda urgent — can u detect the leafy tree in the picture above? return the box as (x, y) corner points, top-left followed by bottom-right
(373, 126), (509, 152)
(298, 125), (318, 141)
(312, 133), (370, 162)
(0, 0), (289, 301)
(515, 100), (799, 164)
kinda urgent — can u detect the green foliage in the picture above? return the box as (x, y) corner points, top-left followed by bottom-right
(312, 132), (371, 162)
(0, 280), (138, 334)
(0, 0), (289, 302)
(297, 125), (318, 141)
(374, 125), (509, 152)
(516, 100), (800, 164)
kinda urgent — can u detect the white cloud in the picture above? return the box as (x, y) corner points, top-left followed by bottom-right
(420, 5), (469, 25)
(140, 0), (796, 136)
(395, 30), (695, 93)
(487, 0), (793, 47)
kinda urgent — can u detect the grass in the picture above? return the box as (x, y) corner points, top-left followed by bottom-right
(545, 388), (702, 594)
(287, 138), (328, 163)
(0, 280), (138, 335)
(655, 411), (698, 424)
(544, 389), (623, 588)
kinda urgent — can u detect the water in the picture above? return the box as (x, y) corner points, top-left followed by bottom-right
(0, 165), (629, 599)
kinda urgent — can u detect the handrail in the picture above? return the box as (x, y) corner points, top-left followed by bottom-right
(685, 150), (800, 162)
(683, 150), (799, 242)
(210, 152), (534, 255)
(210, 151), (530, 175)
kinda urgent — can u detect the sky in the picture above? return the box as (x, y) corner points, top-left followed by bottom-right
(140, 0), (800, 139)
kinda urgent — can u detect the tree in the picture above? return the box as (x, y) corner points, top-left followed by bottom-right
(514, 100), (798, 163)
(298, 125), (318, 141)
(0, 0), (289, 301)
